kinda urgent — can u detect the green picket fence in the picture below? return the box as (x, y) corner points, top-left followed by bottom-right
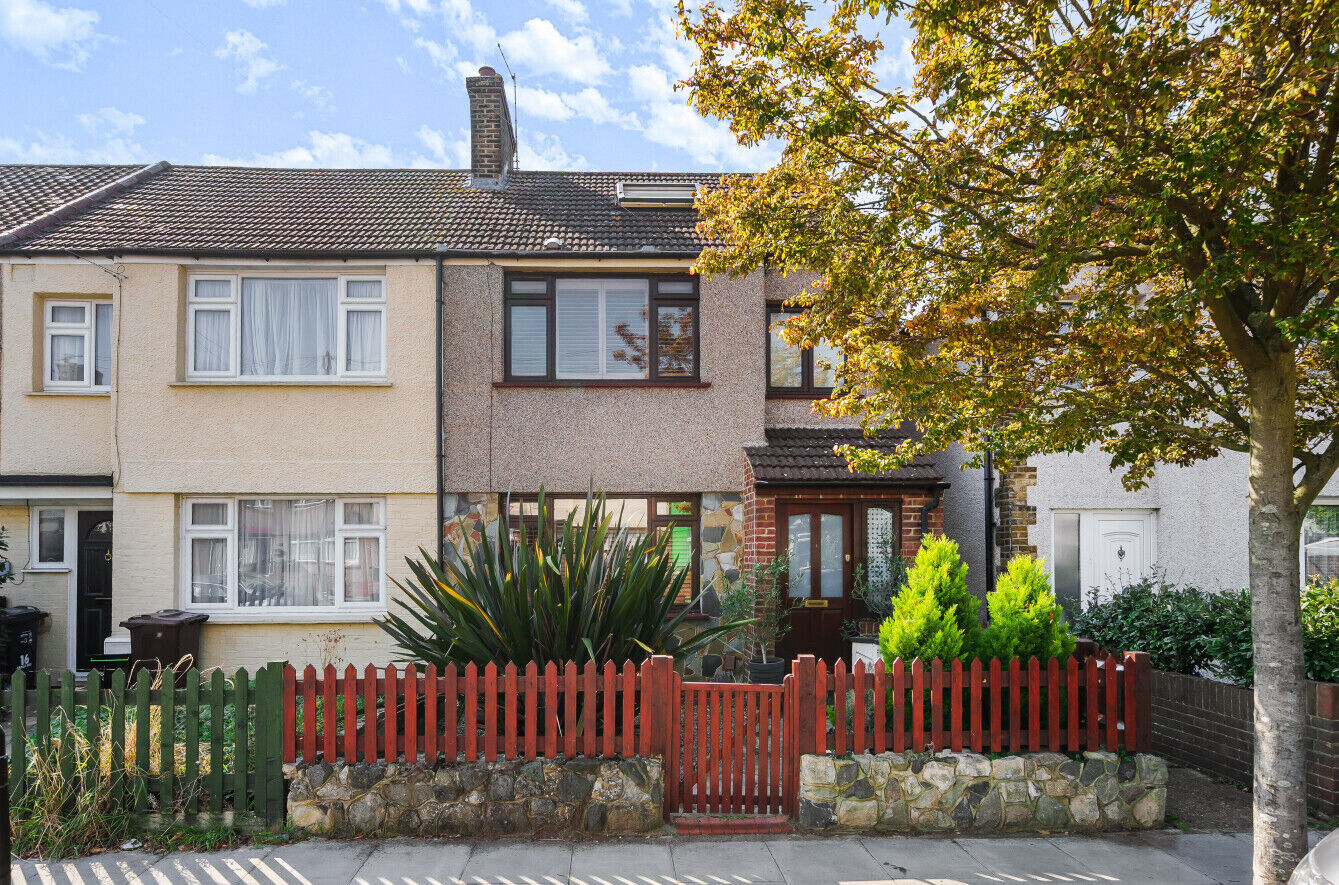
(2, 663), (287, 827)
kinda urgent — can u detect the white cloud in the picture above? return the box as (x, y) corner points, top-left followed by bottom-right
(517, 85), (573, 122)
(412, 124), (469, 168)
(628, 63), (776, 169)
(0, 0), (104, 69)
(545, 0), (587, 22)
(411, 124), (585, 171)
(519, 131), (588, 170)
(76, 106), (144, 135)
(394, 55), (411, 74)
(439, 0), (494, 52)
(413, 36), (455, 70)
(498, 18), (608, 84)
(241, 0), (285, 7)
(565, 87), (638, 128)
(202, 131), (396, 167)
(214, 28), (283, 93)
(290, 80), (333, 112)
(0, 108), (144, 163)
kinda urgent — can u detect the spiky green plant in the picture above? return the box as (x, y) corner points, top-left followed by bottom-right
(378, 488), (744, 668)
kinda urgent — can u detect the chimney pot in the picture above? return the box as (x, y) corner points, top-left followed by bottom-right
(478, 66), (497, 77)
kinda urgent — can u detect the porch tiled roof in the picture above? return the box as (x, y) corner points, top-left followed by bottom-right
(745, 427), (945, 486)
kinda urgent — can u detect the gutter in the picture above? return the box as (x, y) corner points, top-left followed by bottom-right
(0, 161), (170, 249)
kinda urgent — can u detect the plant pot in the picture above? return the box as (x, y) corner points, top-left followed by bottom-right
(747, 657), (786, 685)
(701, 654), (722, 679)
(850, 636), (880, 670)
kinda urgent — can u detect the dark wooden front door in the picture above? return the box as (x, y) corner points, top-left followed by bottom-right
(76, 511), (113, 670)
(779, 502), (853, 664)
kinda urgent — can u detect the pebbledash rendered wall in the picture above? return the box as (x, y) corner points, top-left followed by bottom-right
(285, 757), (664, 836)
(798, 751), (1168, 833)
(1152, 670), (1339, 816)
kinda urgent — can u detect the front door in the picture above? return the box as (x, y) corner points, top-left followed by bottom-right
(76, 511), (113, 670)
(779, 502), (853, 663)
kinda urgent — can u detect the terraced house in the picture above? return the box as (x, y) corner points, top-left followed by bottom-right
(0, 68), (974, 672)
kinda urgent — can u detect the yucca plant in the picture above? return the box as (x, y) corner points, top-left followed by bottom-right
(379, 488), (745, 668)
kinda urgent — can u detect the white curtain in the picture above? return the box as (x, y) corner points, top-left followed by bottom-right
(241, 279), (336, 376)
(190, 538), (228, 604)
(345, 310), (382, 373)
(343, 537), (381, 603)
(237, 499), (335, 607)
(193, 310), (231, 372)
(49, 334), (85, 382)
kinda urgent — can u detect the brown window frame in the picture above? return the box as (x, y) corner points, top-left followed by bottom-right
(503, 493), (702, 601)
(503, 272), (701, 383)
(766, 304), (835, 397)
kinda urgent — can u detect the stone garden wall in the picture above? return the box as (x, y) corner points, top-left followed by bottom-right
(798, 750), (1167, 834)
(285, 757), (664, 837)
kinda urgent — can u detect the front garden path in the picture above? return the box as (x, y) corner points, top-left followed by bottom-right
(12, 827), (1322, 885)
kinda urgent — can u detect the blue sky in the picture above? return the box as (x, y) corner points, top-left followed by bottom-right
(0, 0), (816, 172)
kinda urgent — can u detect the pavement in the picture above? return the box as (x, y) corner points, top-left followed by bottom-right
(11, 829), (1314, 885)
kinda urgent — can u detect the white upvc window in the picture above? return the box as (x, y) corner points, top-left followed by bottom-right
(30, 506), (72, 568)
(181, 496), (386, 614)
(45, 300), (112, 390)
(186, 275), (386, 381)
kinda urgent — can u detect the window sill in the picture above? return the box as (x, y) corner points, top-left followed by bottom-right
(171, 379), (391, 388)
(190, 610), (387, 624)
(766, 391), (834, 400)
(23, 567), (70, 574)
(27, 390), (110, 398)
(495, 380), (710, 389)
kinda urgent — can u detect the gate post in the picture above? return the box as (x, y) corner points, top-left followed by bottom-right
(786, 655), (817, 817)
(648, 656), (677, 819)
(1122, 651), (1152, 752)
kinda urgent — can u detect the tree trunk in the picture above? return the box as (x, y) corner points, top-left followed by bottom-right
(1247, 368), (1309, 885)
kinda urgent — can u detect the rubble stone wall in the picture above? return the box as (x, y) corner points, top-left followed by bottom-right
(798, 750), (1167, 834)
(285, 757), (664, 837)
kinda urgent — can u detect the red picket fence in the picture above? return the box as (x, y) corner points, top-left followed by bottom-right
(282, 651), (1152, 820)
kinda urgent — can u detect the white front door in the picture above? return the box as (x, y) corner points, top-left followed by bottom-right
(1081, 510), (1157, 604)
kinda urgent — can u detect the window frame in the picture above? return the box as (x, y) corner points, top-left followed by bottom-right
(185, 274), (387, 382)
(766, 304), (836, 398)
(1303, 498), (1339, 585)
(30, 506), (71, 569)
(44, 299), (112, 391)
(504, 493), (702, 601)
(179, 495), (387, 615)
(502, 272), (700, 383)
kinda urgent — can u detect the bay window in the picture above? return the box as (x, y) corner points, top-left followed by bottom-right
(182, 497), (385, 613)
(187, 275), (385, 380)
(504, 274), (699, 382)
(45, 300), (112, 390)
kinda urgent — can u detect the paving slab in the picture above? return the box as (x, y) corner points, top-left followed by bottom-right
(150, 847), (279, 885)
(858, 836), (991, 882)
(670, 840), (783, 885)
(352, 839), (475, 885)
(459, 842), (573, 884)
(258, 840), (377, 885)
(1132, 830), (1251, 885)
(1046, 833), (1219, 884)
(14, 851), (161, 885)
(761, 837), (886, 885)
(568, 842), (675, 883)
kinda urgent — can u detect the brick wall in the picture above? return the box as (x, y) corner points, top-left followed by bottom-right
(1151, 669), (1339, 816)
(994, 462), (1037, 562)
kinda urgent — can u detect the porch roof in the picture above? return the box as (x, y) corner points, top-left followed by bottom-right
(745, 427), (946, 487)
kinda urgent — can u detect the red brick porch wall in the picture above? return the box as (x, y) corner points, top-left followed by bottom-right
(1151, 669), (1339, 816)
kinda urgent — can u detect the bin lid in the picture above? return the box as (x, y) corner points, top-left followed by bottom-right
(1, 605), (49, 623)
(120, 608), (210, 627)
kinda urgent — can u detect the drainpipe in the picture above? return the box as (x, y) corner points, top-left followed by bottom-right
(435, 254), (446, 564)
(918, 486), (944, 536)
(983, 448), (997, 591)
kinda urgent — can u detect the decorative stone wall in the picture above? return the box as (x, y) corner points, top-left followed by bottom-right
(285, 757), (664, 837)
(798, 750), (1167, 834)
(700, 492), (745, 602)
(441, 492), (501, 559)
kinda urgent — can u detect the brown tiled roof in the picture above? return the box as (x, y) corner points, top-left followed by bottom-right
(746, 427), (946, 487)
(1, 165), (728, 257)
(0, 164), (139, 235)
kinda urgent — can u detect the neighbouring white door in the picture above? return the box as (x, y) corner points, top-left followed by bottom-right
(1053, 509), (1158, 609)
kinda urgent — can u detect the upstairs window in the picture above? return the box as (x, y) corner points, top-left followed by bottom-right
(504, 274), (698, 382)
(767, 306), (839, 396)
(187, 275), (385, 380)
(45, 301), (112, 391)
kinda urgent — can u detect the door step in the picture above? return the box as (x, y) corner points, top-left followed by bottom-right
(672, 815), (792, 835)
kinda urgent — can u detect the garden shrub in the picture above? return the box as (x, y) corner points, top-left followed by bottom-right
(877, 534), (982, 662)
(981, 555), (1076, 661)
(1070, 576), (1223, 674)
(1208, 579), (1339, 686)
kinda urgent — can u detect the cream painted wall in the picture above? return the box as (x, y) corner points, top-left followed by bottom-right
(2, 259), (439, 671)
(1, 263), (114, 475)
(0, 505), (70, 671)
(442, 264), (768, 494)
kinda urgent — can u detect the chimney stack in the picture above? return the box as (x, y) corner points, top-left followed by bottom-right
(466, 66), (514, 190)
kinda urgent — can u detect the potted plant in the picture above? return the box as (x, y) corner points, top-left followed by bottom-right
(719, 553), (793, 684)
